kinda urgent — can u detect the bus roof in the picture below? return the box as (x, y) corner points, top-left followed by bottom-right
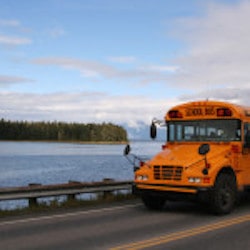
(165, 100), (250, 121)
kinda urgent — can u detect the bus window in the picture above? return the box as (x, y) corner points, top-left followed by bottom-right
(168, 119), (241, 142)
(244, 123), (250, 148)
(184, 126), (194, 140)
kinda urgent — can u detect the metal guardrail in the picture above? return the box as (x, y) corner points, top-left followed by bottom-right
(0, 179), (133, 207)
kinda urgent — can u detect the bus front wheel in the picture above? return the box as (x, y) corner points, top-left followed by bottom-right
(210, 173), (236, 215)
(141, 195), (166, 210)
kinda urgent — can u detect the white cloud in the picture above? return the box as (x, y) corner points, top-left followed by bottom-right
(47, 27), (66, 38)
(0, 75), (34, 87)
(0, 35), (32, 45)
(139, 65), (179, 73)
(32, 57), (176, 85)
(32, 57), (116, 78)
(0, 18), (32, 47)
(180, 87), (250, 106)
(0, 91), (177, 127)
(0, 19), (20, 27)
(168, 1), (250, 91)
(108, 56), (136, 63)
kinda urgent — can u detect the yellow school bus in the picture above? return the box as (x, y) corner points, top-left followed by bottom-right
(132, 100), (250, 214)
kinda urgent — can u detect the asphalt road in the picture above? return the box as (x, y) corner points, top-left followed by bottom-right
(1, 198), (250, 250)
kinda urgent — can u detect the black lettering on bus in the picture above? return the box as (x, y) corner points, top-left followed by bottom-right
(186, 108), (203, 116)
(205, 107), (215, 115)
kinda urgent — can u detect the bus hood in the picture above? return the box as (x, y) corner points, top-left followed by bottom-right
(148, 144), (231, 167)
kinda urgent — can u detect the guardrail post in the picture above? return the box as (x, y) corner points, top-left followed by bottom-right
(29, 197), (38, 207)
(28, 183), (41, 208)
(67, 181), (80, 202)
(67, 194), (76, 202)
(102, 178), (114, 200)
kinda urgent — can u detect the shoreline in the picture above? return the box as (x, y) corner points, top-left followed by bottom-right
(0, 139), (129, 145)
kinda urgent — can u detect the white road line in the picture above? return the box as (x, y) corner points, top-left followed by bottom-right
(0, 203), (139, 227)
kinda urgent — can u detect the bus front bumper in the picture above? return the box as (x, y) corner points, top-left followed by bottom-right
(132, 183), (211, 198)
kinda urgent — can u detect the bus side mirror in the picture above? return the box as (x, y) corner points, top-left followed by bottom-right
(150, 122), (157, 139)
(198, 144), (210, 155)
(123, 144), (131, 156)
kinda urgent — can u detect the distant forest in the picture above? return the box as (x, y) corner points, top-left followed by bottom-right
(0, 119), (128, 142)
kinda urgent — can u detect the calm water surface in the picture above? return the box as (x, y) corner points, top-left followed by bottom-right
(0, 141), (163, 209)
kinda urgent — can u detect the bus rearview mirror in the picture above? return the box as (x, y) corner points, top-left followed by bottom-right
(198, 144), (210, 155)
(124, 144), (131, 156)
(150, 122), (157, 139)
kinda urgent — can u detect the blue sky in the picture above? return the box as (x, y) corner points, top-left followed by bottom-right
(0, 0), (249, 129)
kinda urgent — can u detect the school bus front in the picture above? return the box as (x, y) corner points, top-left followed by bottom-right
(133, 100), (250, 214)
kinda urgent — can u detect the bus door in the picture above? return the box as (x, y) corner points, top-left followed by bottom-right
(241, 123), (250, 184)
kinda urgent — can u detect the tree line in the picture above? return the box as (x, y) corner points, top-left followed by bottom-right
(0, 119), (128, 142)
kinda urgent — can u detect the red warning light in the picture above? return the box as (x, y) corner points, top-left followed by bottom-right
(216, 108), (232, 117)
(168, 110), (183, 119)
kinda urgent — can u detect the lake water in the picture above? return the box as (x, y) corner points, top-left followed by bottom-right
(0, 140), (164, 210)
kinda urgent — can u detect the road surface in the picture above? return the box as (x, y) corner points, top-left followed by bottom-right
(1, 198), (250, 249)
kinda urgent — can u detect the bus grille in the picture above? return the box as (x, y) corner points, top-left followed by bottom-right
(153, 165), (183, 181)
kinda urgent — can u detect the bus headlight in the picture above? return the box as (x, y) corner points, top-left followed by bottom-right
(136, 175), (148, 181)
(188, 177), (201, 183)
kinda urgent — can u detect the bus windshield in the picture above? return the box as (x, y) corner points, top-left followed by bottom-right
(168, 119), (241, 142)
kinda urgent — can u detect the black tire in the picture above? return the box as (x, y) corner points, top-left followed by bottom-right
(141, 195), (165, 210)
(210, 173), (236, 215)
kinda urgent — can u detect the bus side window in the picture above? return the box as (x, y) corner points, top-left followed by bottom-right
(244, 123), (250, 148)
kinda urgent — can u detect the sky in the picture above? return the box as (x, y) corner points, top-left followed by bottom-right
(0, 0), (249, 131)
